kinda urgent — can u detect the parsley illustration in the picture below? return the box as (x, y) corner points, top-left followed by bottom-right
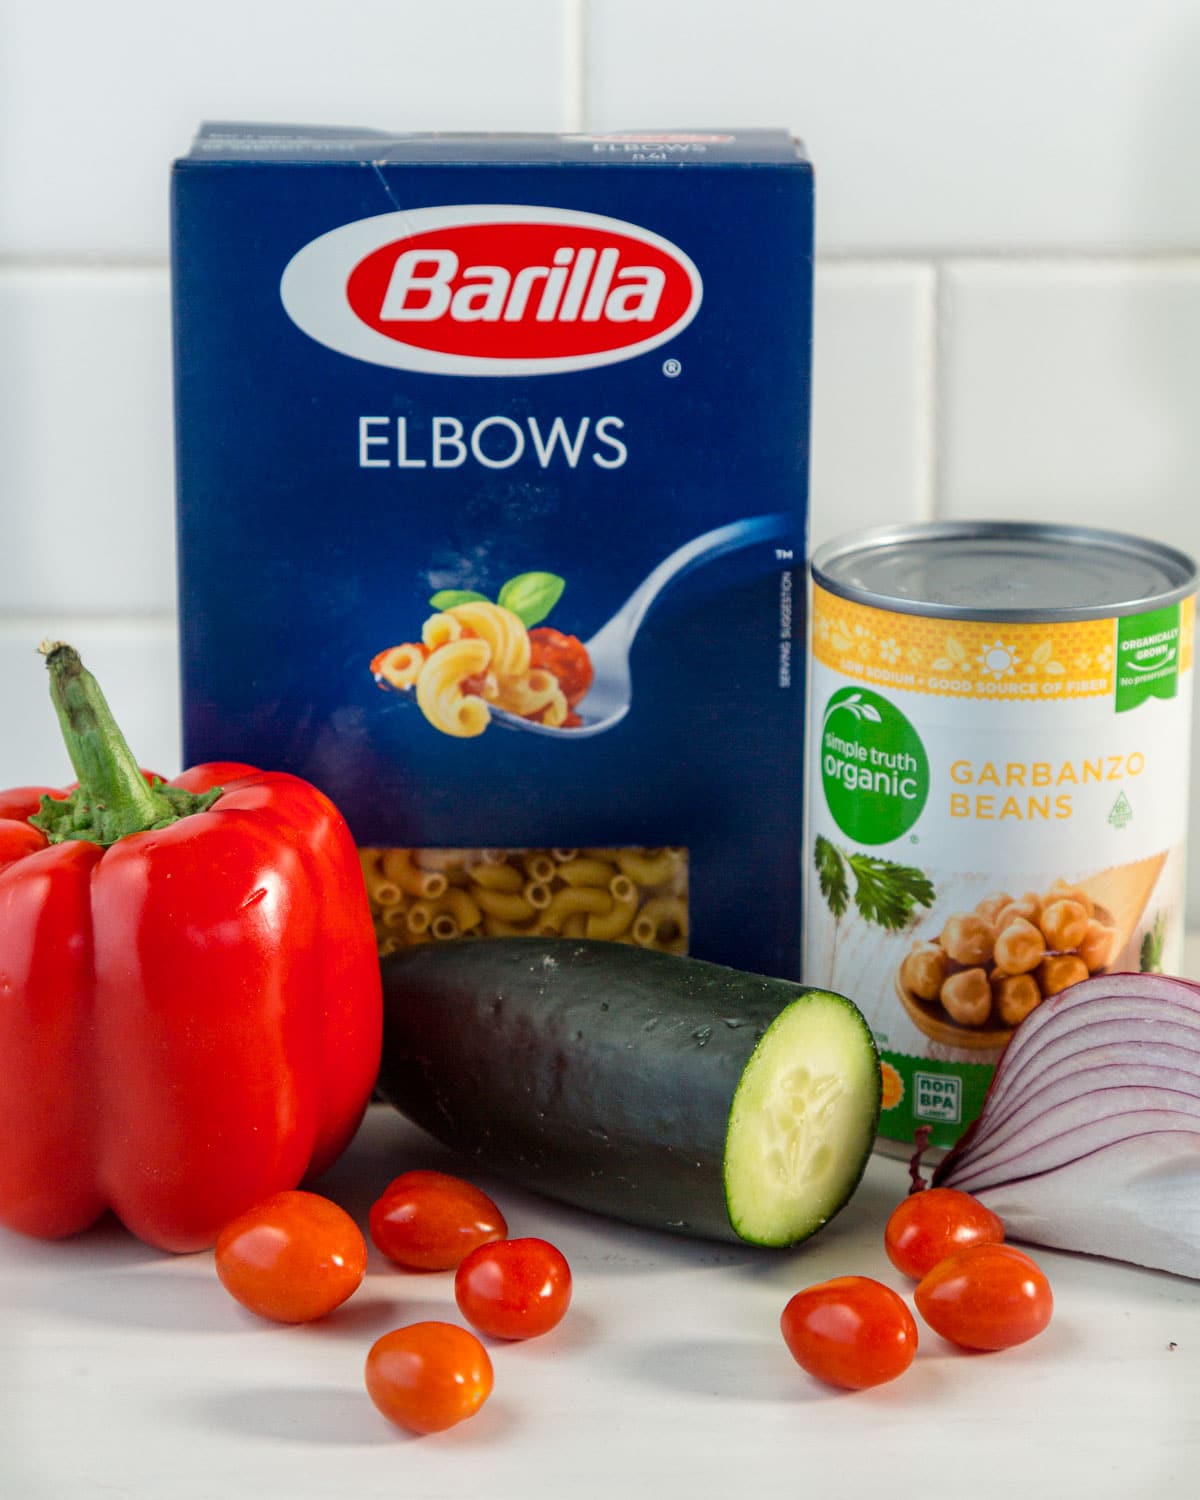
(844, 852), (935, 931)
(814, 835), (850, 919)
(813, 837), (935, 931)
(1140, 912), (1167, 973)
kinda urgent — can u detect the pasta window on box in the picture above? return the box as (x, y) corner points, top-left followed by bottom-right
(359, 847), (689, 954)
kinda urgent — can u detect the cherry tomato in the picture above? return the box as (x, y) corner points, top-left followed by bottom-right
(915, 1243), (1053, 1350)
(528, 628), (594, 707)
(884, 1187), (1005, 1280)
(368, 1169), (507, 1271)
(454, 1236), (572, 1340)
(365, 1322), (493, 1434)
(214, 1190), (366, 1323)
(780, 1276), (918, 1390)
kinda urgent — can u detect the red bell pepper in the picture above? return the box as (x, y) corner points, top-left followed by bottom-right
(0, 643), (382, 1252)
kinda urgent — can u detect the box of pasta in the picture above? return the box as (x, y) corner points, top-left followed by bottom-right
(172, 124), (813, 977)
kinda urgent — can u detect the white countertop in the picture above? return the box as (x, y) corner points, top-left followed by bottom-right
(2, 1091), (1198, 1500)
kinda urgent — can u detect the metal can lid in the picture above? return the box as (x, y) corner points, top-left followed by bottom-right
(811, 521), (1198, 622)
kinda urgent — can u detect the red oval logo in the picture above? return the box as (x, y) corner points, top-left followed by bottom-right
(347, 222), (694, 360)
(280, 207), (702, 377)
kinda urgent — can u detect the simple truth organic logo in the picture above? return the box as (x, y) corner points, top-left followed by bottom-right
(820, 687), (930, 845)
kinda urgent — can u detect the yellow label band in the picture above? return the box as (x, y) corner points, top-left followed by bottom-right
(811, 586), (1194, 703)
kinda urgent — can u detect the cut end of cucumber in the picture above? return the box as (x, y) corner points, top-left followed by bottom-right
(723, 990), (880, 1248)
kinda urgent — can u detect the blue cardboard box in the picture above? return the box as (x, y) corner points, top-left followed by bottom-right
(172, 124), (813, 977)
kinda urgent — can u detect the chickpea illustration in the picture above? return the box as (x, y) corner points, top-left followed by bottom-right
(995, 893), (1041, 931)
(939, 913), (996, 966)
(900, 942), (950, 1003)
(902, 872), (1115, 1034)
(1046, 880), (1095, 918)
(1078, 919), (1117, 972)
(974, 891), (1013, 924)
(1036, 954), (1089, 997)
(992, 916), (1046, 976)
(940, 968), (992, 1027)
(1038, 898), (1089, 953)
(993, 973), (1042, 1026)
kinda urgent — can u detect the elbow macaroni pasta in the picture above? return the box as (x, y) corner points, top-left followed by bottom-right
(372, 599), (592, 737)
(360, 845), (689, 956)
(429, 601), (530, 676)
(373, 642), (426, 690)
(414, 636), (492, 738)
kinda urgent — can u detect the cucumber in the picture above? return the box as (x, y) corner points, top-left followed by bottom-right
(377, 939), (880, 1247)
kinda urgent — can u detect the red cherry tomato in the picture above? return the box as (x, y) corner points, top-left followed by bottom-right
(365, 1322), (493, 1434)
(214, 1190), (366, 1323)
(884, 1187), (1005, 1280)
(780, 1276), (918, 1390)
(528, 628), (594, 707)
(369, 1170), (507, 1272)
(454, 1236), (572, 1340)
(915, 1243), (1053, 1351)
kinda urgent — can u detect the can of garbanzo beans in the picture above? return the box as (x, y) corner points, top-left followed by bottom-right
(805, 521), (1197, 1150)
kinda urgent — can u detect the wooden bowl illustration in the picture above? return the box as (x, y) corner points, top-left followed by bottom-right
(894, 968), (1017, 1051)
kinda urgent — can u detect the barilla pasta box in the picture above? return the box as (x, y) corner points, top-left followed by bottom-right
(171, 124), (813, 977)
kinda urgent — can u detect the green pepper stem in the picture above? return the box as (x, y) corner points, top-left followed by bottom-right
(30, 641), (222, 847)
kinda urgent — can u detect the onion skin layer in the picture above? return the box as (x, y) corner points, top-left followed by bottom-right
(933, 974), (1200, 1281)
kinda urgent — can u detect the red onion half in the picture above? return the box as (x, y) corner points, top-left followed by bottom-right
(933, 973), (1200, 1279)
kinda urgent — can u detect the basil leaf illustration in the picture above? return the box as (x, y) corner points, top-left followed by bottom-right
(497, 572), (565, 628)
(429, 589), (490, 610)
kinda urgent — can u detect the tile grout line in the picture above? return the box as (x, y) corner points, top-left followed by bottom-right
(0, 256), (170, 273)
(564, 0), (588, 133)
(919, 263), (942, 523)
(928, 260), (957, 522)
(4, 251), (1200, 276)
(0, 613), (178, 633)
(814, 248), (1200, 269)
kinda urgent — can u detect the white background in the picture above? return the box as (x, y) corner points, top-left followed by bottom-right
(3, 0), (1200, 915)
(5, 1102), (1198, 1500)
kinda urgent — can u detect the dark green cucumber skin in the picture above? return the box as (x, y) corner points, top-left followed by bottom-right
(378, 937), (874, 1245)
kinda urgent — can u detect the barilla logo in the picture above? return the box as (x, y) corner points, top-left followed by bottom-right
(280, 205), (702, 376)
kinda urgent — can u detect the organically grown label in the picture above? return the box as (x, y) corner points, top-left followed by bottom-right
(1116, 603), (1181, 713)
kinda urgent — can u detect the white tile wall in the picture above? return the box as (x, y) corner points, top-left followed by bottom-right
(3, 1), (1200, 918)
(938, 261), (1200, 543)
(0, 624), (180, 789)
(586, 0), (1200, 254)
(810, 264), (935, 549)
(0, 0), (578, 257)
(0, 268), (175, 613)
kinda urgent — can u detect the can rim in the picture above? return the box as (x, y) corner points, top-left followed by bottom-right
(810, 520), (1198, 622)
